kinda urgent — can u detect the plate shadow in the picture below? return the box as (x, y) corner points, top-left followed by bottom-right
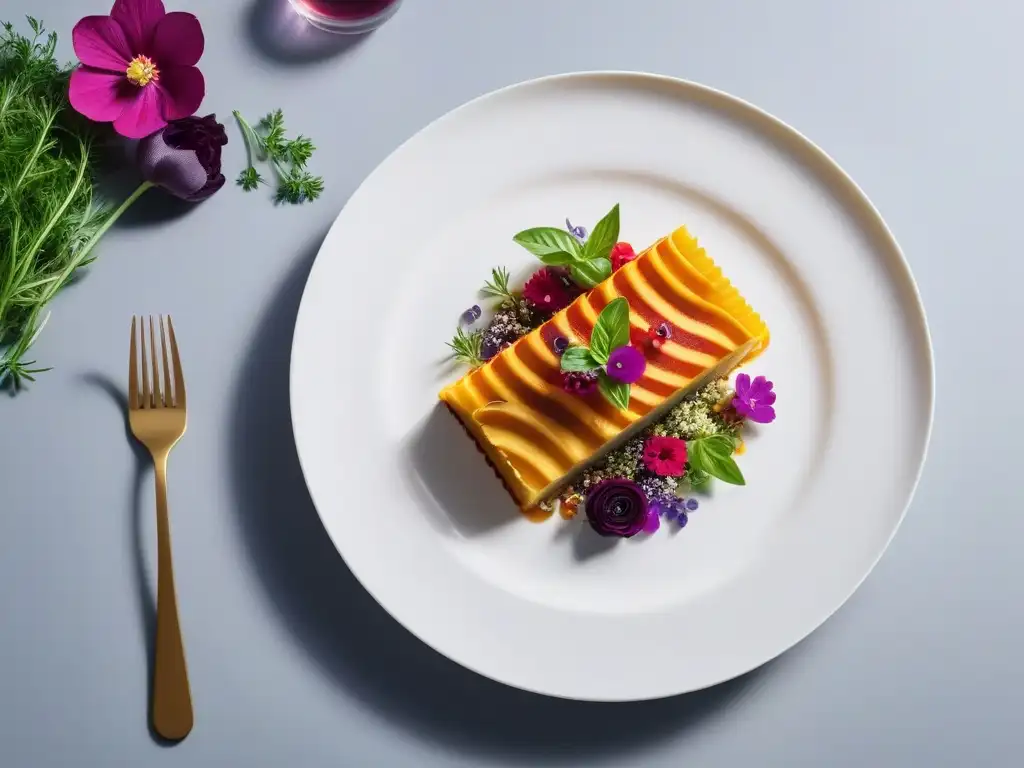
(227, 238), (780, 763)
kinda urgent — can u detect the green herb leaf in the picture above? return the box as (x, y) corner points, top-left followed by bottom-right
(513, 227), (582, 262)
(537, 251), (576, 267)
(598, 372), (631, 410)
(233, 108), (324, 206)
(589, 297), (630, 363)
(569, 257), (611, 289)
(481, 266), (516, 304)
(583, 204), (620, 262)
(560, 346), (600, 372)
(688, 435), (746, 486)
(446, 327), (484, 367)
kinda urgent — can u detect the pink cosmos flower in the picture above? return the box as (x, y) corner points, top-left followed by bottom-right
(69, 0), (205, 139)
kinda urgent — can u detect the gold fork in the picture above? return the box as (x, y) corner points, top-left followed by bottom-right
(128, 315), (193, 741)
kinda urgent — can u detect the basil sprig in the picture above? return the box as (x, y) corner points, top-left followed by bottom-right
(687, 435), (746, 486)
(560, 297), (634, 410)
(513, 204), (620, 288)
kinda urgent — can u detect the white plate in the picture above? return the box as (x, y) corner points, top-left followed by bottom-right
(290, 73), (933, 701)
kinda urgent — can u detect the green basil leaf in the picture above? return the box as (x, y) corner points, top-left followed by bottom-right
(589, 297), (630, 363)
(569, 257), (611, 289)
(702, 452), (746, 486)
(598, 373), (630, 410)
(513, 227), (583, 261)
(582, 203), (620, 262)
(560, 346), (600, 372)
(700, 434), (737, 462)
(689, 436), (745, 485)
(538, 251), (576, 266)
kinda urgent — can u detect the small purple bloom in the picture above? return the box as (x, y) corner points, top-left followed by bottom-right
(480, 340), (499, 360)
(732, 373), (777, 424)
(566, 217), (588, 241)
(642, 507), (661, 534)
(663, 505), (678, 521)
(584, 479), (649, 538)
(676, 511), (689, 528)
(461, 304), (482, 325)
(606, 345), (646, 384)
(685, 498), (699, 512)
(553, 335), (569, 355)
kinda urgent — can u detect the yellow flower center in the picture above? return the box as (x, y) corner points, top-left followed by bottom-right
(125, 55), (159, 87)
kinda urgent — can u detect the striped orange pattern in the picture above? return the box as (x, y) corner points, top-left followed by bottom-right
(440, 225), (769, 512)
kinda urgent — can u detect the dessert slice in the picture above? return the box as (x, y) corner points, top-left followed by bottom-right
(439, 225), (769, 513)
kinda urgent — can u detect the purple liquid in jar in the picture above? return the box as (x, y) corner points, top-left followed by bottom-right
(295, 0), (400, 21)
(288, 0), (403, 32)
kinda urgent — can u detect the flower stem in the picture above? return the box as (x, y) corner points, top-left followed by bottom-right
(232, 110), (266, 165)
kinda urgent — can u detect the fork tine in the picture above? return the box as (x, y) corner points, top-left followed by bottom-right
(158, 316), (173, 407)
(149, 316), (163, 408)
(140, 315), (151, 409)
(167, 316), (186, 409)
(129, 316), (139, 410)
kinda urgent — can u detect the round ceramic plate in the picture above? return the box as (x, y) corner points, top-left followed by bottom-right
(290, 73), (933, 701)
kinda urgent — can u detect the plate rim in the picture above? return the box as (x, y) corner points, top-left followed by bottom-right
(290, 70), (935, 700)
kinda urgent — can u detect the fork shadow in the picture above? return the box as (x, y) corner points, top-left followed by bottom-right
(80, 372), (180, 747)
(226, 239), (782, 762)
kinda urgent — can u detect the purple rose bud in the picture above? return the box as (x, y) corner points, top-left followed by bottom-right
(606, 345), (647, 384)
(137, 114), (228, 202)
(584, 479), (649, 538)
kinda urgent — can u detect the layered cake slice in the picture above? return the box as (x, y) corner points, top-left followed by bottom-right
(439, 225), (770, 513)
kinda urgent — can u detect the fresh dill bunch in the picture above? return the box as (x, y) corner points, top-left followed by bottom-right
(481, 266), (517, 304)
(233, 109), (324, 205)
(446, 327), (483, 367)
(0, 17), (117, 389)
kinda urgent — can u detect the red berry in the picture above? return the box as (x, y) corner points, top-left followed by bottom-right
(610, 242), (637, 272)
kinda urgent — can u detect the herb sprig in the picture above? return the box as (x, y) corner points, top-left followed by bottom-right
(513, 204), (619, 287)
(481, 266), (517, 304)
(447, 327), (484, 367)
(0, 17), (120, 388)
(560, 297), (635, 409)
(233, 109), (325, 204)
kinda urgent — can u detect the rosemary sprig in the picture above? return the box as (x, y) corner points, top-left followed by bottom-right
(446, 327), (483, 367)
(481, 266), (516, 305)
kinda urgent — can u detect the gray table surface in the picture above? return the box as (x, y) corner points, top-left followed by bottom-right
(2, 0), (1022, 765)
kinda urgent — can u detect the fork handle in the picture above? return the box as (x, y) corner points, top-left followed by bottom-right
(151, 455), (194, 740)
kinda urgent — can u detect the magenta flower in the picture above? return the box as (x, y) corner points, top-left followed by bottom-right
(732, 373), (777, 423)
(606, 345), (646, 384)
(69, 0), (205, 139)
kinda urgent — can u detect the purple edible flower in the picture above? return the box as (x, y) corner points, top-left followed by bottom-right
(461, 304), (482, 325)
(606, 345), (646, 384)
(684, 498), (699, 512)
(585, 479), (649, 538)
(552, 335), (569, 354)
(480, 339), (499, 360)
(137, 114), (227, 201)
(566, 218), (588, 241)
(732, 374), (776, 424)
(642, 507), (661, 533)
(676, 511), (689, 528)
